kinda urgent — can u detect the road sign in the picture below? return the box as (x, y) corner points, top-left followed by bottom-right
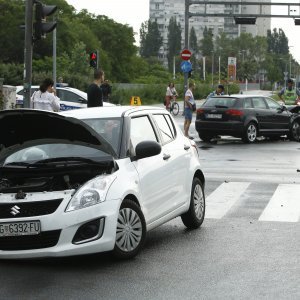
(283, 72), (288, 76)
(181, 61), (192, 73)
(181, 49), (192, 61)
(130, 96), (141, 106)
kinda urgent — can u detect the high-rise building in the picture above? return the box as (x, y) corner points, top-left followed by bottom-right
(150, 0), (271, 64)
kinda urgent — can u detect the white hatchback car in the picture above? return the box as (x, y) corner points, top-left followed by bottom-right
(0, 106), (205, 259)
(15, 85), (114, 110)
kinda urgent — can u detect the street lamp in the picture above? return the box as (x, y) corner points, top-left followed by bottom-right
(211, 51), (214, 87)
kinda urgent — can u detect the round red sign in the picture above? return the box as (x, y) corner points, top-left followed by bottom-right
(181, 49), (192, 61)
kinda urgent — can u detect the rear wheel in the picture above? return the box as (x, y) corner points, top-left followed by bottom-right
(113, 199), (146, 259)
(242, 122), (257, 143)
(289, 120), (300, 141)
(170, 102), (179, 116)
(181, 178), (205, 229)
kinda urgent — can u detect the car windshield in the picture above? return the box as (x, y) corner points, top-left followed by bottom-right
(3, 144), (111, 166)
(203, 97), (237, 108)
(82, 117), (122, 154)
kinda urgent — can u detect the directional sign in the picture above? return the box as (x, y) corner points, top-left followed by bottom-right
(181, 61), (192, 73)
(181, 49), (192, 61)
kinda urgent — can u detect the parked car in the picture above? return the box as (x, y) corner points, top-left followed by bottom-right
(0, 106), (205, 259)
(15, 85), (114, 110)
(195, 95), (300, 143)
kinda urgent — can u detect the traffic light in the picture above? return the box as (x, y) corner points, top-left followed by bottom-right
(89, 51), (98, 68)
(34, 1), (57, 41)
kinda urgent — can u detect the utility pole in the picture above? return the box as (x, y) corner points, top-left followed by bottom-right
(24, 0), (34, 109)
(184, 0), (189, 94)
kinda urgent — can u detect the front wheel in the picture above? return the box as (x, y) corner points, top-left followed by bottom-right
(289, 120), (300, 141)
(113, 199), (146, 259)
(199, 133), (213, 143)
(242, 122), (257, 143)
(181, 178), (205, 229)
(170, 102), (179, 116)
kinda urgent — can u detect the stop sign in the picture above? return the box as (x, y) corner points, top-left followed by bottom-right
(181, 49), (192, 61)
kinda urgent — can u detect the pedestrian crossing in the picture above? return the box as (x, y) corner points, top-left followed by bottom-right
(205, 181), (300, 223)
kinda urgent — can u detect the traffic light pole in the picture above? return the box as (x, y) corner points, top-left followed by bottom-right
(24, 0), (34, 109)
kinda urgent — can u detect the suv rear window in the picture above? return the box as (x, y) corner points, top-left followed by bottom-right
(203, 97), (237, 108)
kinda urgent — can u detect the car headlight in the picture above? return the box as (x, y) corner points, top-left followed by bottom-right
(65, 174), (116, 212)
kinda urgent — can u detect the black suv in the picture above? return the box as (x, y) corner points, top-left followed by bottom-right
(195, 95), (300, 143)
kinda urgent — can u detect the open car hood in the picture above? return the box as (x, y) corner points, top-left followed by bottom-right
(0, 109), (116, 160)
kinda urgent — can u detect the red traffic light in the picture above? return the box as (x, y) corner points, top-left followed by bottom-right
(90, 52), (98, 68)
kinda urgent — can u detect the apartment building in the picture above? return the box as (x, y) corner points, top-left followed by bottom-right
(150, 0), (271, 63)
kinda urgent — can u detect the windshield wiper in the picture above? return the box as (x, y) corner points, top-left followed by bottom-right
(32, 156), (107, 166)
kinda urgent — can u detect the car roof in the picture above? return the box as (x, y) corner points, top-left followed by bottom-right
(210, 94), (270, 98)
(60, 106), (167, 119)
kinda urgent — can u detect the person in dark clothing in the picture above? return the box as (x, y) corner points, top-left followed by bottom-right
(87, 69), (104, 107)
(100, 79), (112, 103)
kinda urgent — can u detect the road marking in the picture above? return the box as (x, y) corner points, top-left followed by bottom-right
(258, 184), (300, 222)
(205, 182), (251, 219)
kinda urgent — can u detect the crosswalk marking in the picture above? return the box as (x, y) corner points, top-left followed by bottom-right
(258, 184), (300, 223)
(205, 182), (251, 219)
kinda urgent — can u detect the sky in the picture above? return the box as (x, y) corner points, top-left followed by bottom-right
(66, 0), (300, 63)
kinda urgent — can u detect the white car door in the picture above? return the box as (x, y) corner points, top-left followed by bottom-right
(57, 89), (87, 111)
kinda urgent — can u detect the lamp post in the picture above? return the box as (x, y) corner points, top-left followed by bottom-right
(218, 56), (221, 84)
(211, 51), (214, 87)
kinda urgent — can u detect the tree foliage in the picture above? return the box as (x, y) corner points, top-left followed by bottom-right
(139, 20), (162, 58)
(167, 16), (182, 72)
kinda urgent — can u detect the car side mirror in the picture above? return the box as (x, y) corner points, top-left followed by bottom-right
(79, 98), (87, 104)
(277, 105), (287, 112)
(134, 141), (161, 160)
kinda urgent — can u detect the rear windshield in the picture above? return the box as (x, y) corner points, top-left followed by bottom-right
(203, 97), (237, 108)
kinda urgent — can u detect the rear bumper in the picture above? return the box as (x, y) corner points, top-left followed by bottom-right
(195, 120), (244, 136)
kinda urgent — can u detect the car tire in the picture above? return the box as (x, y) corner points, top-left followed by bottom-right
(181, 178), (205, 229)
(289, 120), (300, 141)
(171, 102), (179, 116)
(199, 133), (212, 142)
(113, 199), (146, 259)
(242, 122), (257, 143)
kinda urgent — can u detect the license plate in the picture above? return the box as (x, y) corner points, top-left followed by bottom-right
(206, 113), (222, 119)
(0, 221), (41, 237)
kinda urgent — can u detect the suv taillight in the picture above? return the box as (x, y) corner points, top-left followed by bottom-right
(225, 109), (244, 116)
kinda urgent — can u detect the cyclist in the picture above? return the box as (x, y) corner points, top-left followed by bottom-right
(165, 82), (178, 109)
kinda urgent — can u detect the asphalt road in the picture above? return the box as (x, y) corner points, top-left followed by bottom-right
(1, 97), (300, 300)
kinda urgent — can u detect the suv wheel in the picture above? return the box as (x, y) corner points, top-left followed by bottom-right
(199, 133), (213, 142)
(289, 121), (300, 141)
(242, 122), (257, 143)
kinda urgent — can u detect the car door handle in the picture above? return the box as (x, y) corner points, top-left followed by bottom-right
(163, 154), (171, 160)
(184, 144), (190, 150)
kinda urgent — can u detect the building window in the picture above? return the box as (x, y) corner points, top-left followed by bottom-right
(155, 3), (159, 10)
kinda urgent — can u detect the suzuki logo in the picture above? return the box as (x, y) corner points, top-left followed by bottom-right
(10, 205), (20, 216)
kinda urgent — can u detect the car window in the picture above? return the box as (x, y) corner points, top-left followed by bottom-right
(203, 97), (237, 108)
(243, 98), (253, 108)
(164, 114), (176, 138)
(265, 97), (281, 109)
(57, 90), (85, 103)
(252, 97), (267, 109)
(82, 118), (121, 154)
(130, 116), (158, 151)
(153, 114), (174, 144)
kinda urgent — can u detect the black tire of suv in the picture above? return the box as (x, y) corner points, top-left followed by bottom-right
(199, 133), (212, 142)
(288, 120), (300, 141)
(242, 122), (257, 143)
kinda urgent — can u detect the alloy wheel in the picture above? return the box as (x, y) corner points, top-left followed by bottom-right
(292, 121), (300, 141)
(247, 124), (257, 142)
(193, 183), (205, 220)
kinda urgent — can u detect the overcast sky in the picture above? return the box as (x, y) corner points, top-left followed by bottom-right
(66, 0), (300, 64)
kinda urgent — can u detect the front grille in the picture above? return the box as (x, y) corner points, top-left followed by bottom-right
(0, 230), (61, 250)
(0, 199), (62, 219)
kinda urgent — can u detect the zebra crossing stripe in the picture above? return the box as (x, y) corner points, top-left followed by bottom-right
(258, 184), (300, 222)
(205, 182), (251, 219)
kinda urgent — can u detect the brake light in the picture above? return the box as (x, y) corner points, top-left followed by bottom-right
(225, 109), (244, 116)
(197, 108), (204, 114)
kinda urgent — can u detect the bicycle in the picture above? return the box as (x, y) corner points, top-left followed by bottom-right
(169, 96), (180, 116)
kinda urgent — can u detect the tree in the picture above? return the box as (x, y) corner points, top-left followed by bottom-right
(139, 20), (162, 58)
(167, 16), (182, 72)
(267, 28), (289, 55)
(199, 27), (214, 56)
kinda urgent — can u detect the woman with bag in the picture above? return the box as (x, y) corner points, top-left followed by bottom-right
(184, 82), (196, 139)
(31, 78), (60, 112)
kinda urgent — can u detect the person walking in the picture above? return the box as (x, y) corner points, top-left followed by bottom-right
(184, 82), (196, 139)
(100, 79), (112, 103)
(87, 69), (104, 107)
(31, 78), (60, 112)
(207, 84), (225, 99)
(278, 78), (300, 105)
